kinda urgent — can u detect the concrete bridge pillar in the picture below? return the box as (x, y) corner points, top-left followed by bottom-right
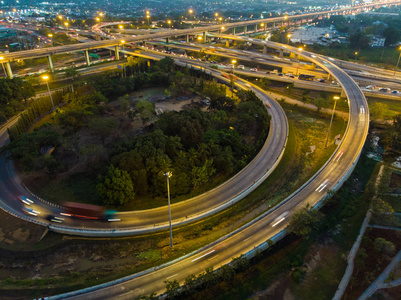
(47, 55), (54, 73)
(85, 50), (91, 66)
(254, 24), (257, 33)
(279, 49), (283, 58)
(203, 31), (207, 43)
(232, 27), (235, 35)
(341, 89), (346, 98)
(311, 62), (316, 69)
(263, 45), (267, 55)
(273, 22), (275, 28)
(114, 46), (119, 60)
(226, 40), (230, 47)
(166, 37), (169, 43)
(186, 35), (189, 43)
(5, 62), (13, 78)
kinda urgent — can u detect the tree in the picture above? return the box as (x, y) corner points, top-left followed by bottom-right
(64, 68), (80, 80)
(349, 31), (370, 49)
(374, 237), (396, 258)
(97, 164), (134, 206)
(88, 116), (120, 145)
(371, 198), (398, 226)
(383, 27), (401, 46)
(135, 100), (154, 125)
(288, 204), (321, 238)
(164, 279), (180, 299)
(370, 102), (389, 121)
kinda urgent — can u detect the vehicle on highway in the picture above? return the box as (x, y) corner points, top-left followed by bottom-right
(379, 87), (391, 92)
(316, 78), (325, 82)
(315, 179), (330, 192)
(61, 202), (117, 220)
(298, 74), (315, 81)
(250, 68), (258, 72)
(366, 85), (376, 90)
(47, 215), (65, 223)
(245, 83), (251, 88)
(23, 206), (40, 216)
(277, 73), (284, 76)
(392, 90), (400, 94)
(266, 71), (271, 74)
(271, 211), (289, 227)
(227, 64), (235, 68)
(237, 65), (245, 69)
(19, 195), (33, 205)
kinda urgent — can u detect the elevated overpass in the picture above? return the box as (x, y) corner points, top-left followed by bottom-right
(1, 0), (400, 77)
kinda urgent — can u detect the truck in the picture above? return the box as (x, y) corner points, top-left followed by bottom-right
(61, 202), (119, 221)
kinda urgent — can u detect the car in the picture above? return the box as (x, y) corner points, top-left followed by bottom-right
(245, 83), (251, 88)
(23, 206), (40, 216)
(366, 85), (376, 90)
(18, 195), (33, 205)
(392, 90), (400, 94)
(277, 73), (284, 76)
(379, 87), (391, 92)
(311, 54), (316, 58)
(316, 78), (325, 82)
(237, 65), (245, 69)
(227, 64), (235, 68)
(250, 68), (257, 72)
(266, 71), (271, 74)
(47, 215), (64, 223)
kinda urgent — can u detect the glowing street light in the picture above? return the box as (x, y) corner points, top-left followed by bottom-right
(64, 22), (69, 31)
(197, 36), (202, 41)
(48, 33), (53, 46)
(215, 12), (219, 17)
(167, 20), (171, 28)
(354, 51), (358, 61)
(95, 17), (100, 22)
(57, 15), (63, 20)
(287, 33), (291, 44)
(189, 9), (193, 14)
(325, 96), (341, 149)
(42, 75), (54, 109)
(121, 40), (125, 50)
(165, 172), (173, 248)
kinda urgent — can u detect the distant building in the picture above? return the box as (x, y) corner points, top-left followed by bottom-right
(370, 36), (386, 47)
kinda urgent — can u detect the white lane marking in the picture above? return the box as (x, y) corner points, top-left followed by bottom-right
(272, 217), (286, 227)
(191, 250), (216, 262)
(166, 273), (179, 280)
(119, 291), (133, 297)
(244, 236), (252, 242)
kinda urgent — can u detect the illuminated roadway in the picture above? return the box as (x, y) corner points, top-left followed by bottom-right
(0, 55), (289, 234)
(1, 1), (400, 63)
(53, 46), (369, 299)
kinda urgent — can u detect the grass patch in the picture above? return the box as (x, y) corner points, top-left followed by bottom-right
(137, 249), (162, 262)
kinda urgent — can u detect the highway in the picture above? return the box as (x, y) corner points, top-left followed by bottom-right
(0, 56), (289, 234)
(52, 48), (369, 299)
(1, 1), (400, 63)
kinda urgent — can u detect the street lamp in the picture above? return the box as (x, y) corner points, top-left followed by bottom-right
(231, 59), (236, 96)
(189, 9), (193, 14)
(121, 40), (125, 50)
(197, 36), (202, 41)
(287, 33), (291, 44)
(0, 56), (7, 77)
(394, 46), (401, 76)
(64, 22), (69, 31)
(325, 96), (341, 149)
(96, 17), (100, 22)
(167, 20), (171, 29)
(42, 75), (54, 109)
(146, 14), (150, 26)
(215, 12), (219, 17)
(48, 33), (53, 46)
(165, 172), (173, 248)
(354, 51), (358, 61)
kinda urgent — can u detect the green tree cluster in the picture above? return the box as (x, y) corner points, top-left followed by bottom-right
(0, 77), (35, 123)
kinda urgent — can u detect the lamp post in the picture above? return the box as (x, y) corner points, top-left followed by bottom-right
(325, 96), (341, 149)
(0, 56), (7, 77)
(64, 22), (69, 31)
(287, 33), (291, 44)
(354, 51), (358, 61)
(42, 75), (54, 109)
(48, 33), (53, 46)
(231, 59), (236, 96)
(165, 172), (173, 248)
(167, 20), (171, 29)
(394, 46), (401, 76)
